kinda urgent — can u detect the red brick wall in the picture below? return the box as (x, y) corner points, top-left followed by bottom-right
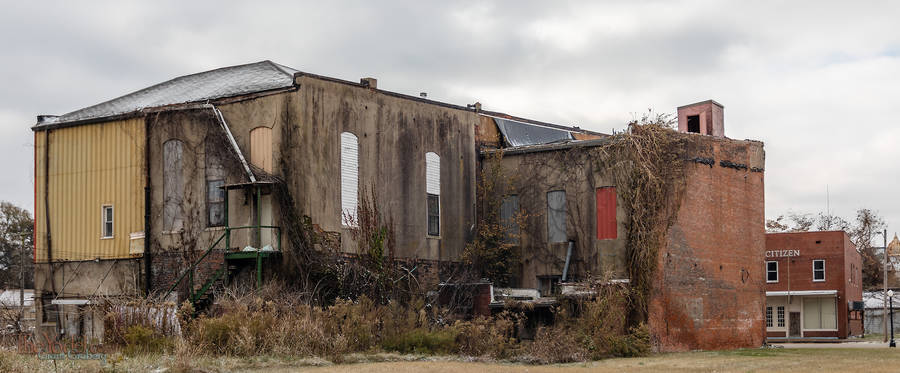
(765, 231), (863, 338)
(151, 249), (226, 300)
(649, 139), (766, 352)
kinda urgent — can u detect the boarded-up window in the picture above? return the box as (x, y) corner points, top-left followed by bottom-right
(426, 152), (440, 236)
(163, 139), (184, 231)
(341, 132), (359, 226)
(547, 190), (566, 243)
(500, 195), (520, 244)
(250, 127), (273, 173)
(803, 297), (837, 330)
(596, 187), (617, 239)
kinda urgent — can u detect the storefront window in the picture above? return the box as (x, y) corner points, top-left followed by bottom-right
(803, 297), (836, 330)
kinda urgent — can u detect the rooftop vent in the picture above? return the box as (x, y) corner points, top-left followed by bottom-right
(677, 100), (724, 137)
(360, 77), (377, 89)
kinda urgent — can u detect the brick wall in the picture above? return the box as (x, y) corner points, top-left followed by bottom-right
(151, 249), (226, 300)
(649, 138), (766, 351)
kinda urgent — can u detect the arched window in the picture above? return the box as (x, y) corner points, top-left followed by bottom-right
(425, 152), (440, 236)
(340, 132), (359, 226)
(250, 126), (273, 173)
(163, 139), (184, 231)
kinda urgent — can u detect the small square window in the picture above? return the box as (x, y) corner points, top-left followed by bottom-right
(813, 260), (825, 282)
(766, 261), (778, 283)
(102, 205), (114, 238)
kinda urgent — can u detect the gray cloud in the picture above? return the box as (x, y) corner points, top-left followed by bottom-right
(2, 0), (899, 235)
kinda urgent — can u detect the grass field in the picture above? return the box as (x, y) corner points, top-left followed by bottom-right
(3, 347), (900, 372)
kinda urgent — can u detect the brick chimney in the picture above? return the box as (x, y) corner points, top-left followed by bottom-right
(360, 77), (377, 89)
(677, 100), (724, 137)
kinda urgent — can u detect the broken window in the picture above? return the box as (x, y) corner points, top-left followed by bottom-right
(547, 190), (567, 243)
(340, 132), (359, 226)
(500, 194), (520, 244)
(207, 180), (225, 227)
(813, 259), (825, 282)
(206, 141), (226, 227)
(102, 205), (114, 238)
(163, 139), (184, 231)
(687, 115), (700, 133)
(766, 261), (778, 283)
(596, 187), (617, 239)
(426, 152), (440, 236)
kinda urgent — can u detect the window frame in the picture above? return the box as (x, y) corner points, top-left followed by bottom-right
(766, 261), (779, 283)
(425, 152), (441, 237)
(207, 179), (226, 228)
(427, 193), (440, 237)
(547, 190), (567, 243)
(340, 132), (359, 227)
(813, 259), (825, 282)
(765, 306), (773, 328)
(101, 205), (114, 239)
(777, 306), (785, 327)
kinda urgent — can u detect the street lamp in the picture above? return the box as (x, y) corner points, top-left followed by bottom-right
(889, 289), (896, 348)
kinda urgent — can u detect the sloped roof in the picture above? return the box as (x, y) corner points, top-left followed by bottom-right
(38, 60), (297, 126)
(492, 116), (575, 147)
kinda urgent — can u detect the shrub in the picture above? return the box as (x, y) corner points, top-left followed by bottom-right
(382, 329), (458, 354)
(122, 325), (174, 356)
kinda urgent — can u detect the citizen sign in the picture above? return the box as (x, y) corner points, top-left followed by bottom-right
(765, 249), (800, 258)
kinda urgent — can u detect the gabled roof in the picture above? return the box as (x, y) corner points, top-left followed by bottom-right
(36, 60), (297, 127)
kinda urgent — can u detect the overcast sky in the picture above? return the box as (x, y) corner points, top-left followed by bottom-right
(2, 1), (899, 238)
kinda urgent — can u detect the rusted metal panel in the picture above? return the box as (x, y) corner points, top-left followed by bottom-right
(596, 187), (617, 239)
(34, 118), (146, 262)
(249, 126), (273, 173)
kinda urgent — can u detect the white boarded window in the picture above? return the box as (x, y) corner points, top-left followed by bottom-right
(340, 132), (359, 226)
(547, 190), (567, 243)
(803, 297), (837, 330)
(426, 152), (440, 236)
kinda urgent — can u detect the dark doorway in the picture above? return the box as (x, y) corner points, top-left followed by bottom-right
(790, 312), (801, 337)
(687, 115), (700, 133)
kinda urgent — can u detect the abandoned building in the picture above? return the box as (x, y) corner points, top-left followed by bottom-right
(32, 61), (766, 351)
(764, 231), (864, 340)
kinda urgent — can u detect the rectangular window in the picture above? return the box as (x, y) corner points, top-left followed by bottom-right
(500, 195), (520, 244)
(777, 306), (785, 327)
(426, 152), (440, 237)
(427, 194), (440, 236)
(766, 306), (773, 328)
(341, 132), (359, 226)
(813, 260), (825, 282)
(547, 190), (567, 243)
(766, 261), (778, 283)
(102, 205), (114, 238)
(803, 297), (837, 330)
(596, 187), (617, 239)
(207, 179), (225, 227)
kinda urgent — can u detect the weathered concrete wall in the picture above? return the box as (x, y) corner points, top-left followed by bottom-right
(483, 147), (628, 289)
(33, 259), (141, 340)
(283, 76), (478, 262)
(650, 137), (766, 351)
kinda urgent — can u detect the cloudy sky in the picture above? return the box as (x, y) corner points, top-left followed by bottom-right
(2, 1), (899, 236)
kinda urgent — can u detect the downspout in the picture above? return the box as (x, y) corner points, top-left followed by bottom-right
(206, 104), (256, 183)
(144, 118), (152, 295)
(43, 130), (63, 334)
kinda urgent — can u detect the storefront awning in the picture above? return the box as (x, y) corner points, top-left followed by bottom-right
(766, 290), (837, 296)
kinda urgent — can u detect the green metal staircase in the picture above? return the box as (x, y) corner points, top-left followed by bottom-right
(164, 182), (282, 312)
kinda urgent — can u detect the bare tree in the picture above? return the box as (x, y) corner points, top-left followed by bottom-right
(0, 201), (33, 289)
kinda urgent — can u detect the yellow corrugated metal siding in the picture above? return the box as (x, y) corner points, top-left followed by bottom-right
(34, 118), (145, 262)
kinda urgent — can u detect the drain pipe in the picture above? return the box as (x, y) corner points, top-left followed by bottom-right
(206, 104), (256, 183)
(562, 240), (574, 282)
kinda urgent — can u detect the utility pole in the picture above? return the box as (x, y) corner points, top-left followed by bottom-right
(885, 229), (889, 342)
(20, 233), (25, 327)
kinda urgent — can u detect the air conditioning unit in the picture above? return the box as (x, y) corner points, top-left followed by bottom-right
(851, 301), (865, 311)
